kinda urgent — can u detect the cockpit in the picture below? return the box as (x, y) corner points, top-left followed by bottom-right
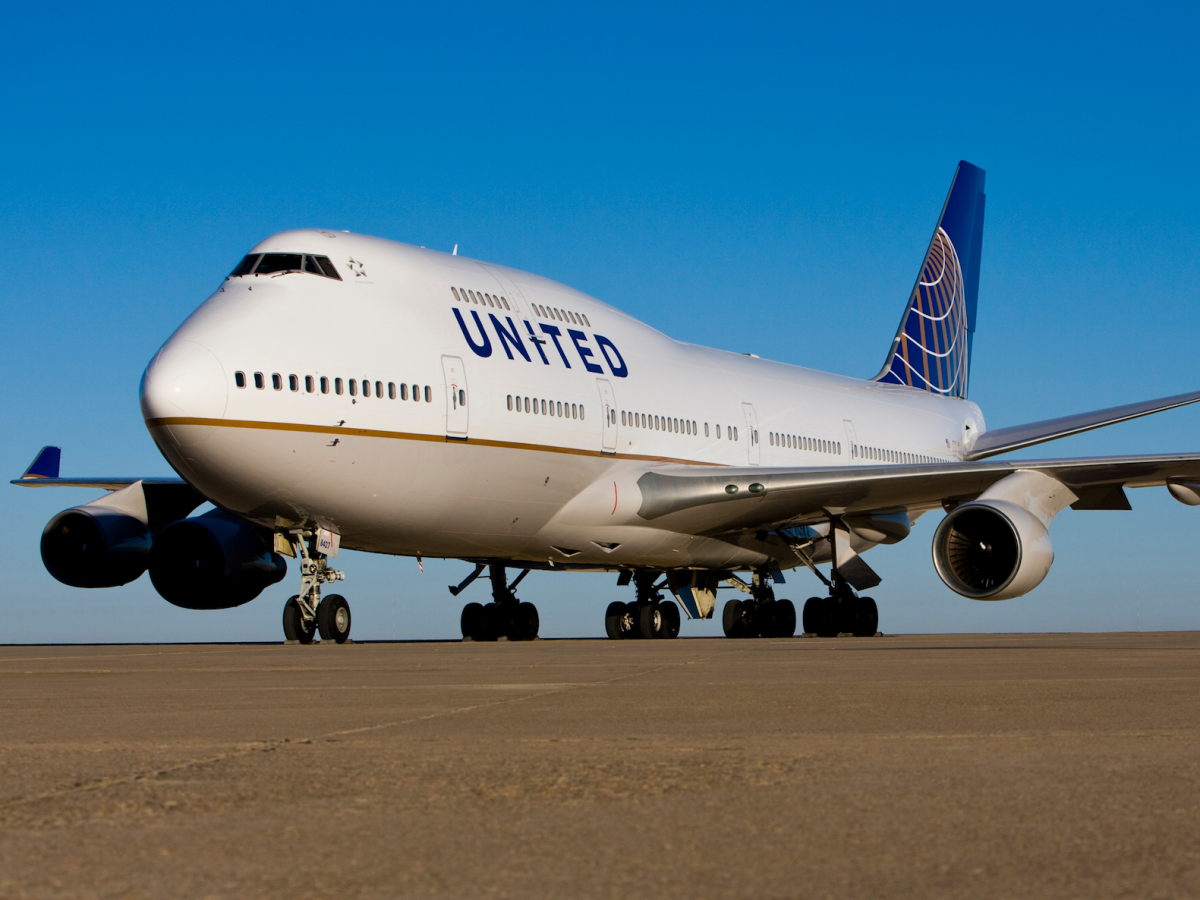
(228, 253), (342, 280)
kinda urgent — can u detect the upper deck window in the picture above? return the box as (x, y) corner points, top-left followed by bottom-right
(228, 253), (342, 280)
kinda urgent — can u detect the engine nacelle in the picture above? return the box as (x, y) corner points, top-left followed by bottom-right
(41, 507), (152, 588)
(149, 509), (286, 610)
(932, 500), (1054, 601)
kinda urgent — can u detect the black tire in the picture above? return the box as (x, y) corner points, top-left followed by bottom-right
(816, 598), (841, 638)
(283, 596), (315, 644)
(475, 602), (500, 641)
(801, 597), (823, 635)
(605, 601), (626, 640)
(661, 599), (681, 639)
(752, 600), (776, 638)
(510, 601), (540, 641)
(722, 599), (745, 638)
(774, 599), (797, 637)
(317, 594), (352, 644)
(461, 602), (484, 640)
(639, 601), (667, 639)
(852, 597), (879, 637)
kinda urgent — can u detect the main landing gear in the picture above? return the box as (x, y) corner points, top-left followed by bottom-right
(282, 534), (351, 644)
(605, 571), (681, 639)
(721, 571), (797, 638)
(802, 591), (878, 638)
(457, 565), (539, 642)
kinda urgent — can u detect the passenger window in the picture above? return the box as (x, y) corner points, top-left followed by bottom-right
(734, 427), (738, 441)
(376, 381), (383, 398)
(400, 383), (408, 400)
(705, 423), (709, 437)
(501, 297), (510, 310)
(235, 371), (246, 388)
(288, 374), (298, 392)
(229, 255), (261, 277)
(452, 287), (462, 302)
(425, 386), (432, 402)
(334, 378), (343, 395)
(716, 425), (721, 438)
(388, 382), (396, 399)
(349, 379), (357, 396)
(320, 376), (329, 394)
(572, 403), (578, 419)
(306, 376), (314, 393)
(256, 254), (303, 275)
(460, 389), (466, 407)
(582, 314), (590, 327)
(254, 372), (264, 389)
(541, 399), (547, 414)
(580, 405), (585, 420)
(508, 395), (513, 411)
(412, 384), (419, 401)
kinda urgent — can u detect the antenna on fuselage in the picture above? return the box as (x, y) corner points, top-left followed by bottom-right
(452, 244), (458, 256)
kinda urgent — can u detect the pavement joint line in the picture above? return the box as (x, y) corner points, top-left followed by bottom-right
(0, 647), (278, 664)
(0, 654), (714, 810)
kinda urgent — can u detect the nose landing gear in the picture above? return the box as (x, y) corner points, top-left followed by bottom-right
(281, 533), (349, 644)
(457, 565), (539, 641)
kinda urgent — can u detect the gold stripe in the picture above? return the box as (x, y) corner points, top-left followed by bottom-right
(145, 417), (723, 468)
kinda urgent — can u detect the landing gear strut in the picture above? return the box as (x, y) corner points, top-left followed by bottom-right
(721, 571), (797, 638)
(282, 533), (350, 644)
(459, 565), (539, 641)
(605, 571), (681, 639)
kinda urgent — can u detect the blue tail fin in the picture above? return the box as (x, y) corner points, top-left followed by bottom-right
(874, 161), (986, 399)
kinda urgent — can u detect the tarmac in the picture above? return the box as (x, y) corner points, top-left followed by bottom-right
(1, 632), (1198, 899)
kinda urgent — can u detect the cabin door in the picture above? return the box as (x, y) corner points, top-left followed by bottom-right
(742, 402), (760, 465)
(596, 378), (618, 454)
(441, 355), (469, 438)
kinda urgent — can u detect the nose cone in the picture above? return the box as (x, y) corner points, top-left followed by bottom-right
(141, 340), (229, 448)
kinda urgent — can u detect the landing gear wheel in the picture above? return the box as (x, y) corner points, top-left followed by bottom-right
(317, 593), (352, 644)
(722, 598), (747, 638)
(660, 600), (681, 639)
(605, 601), (627, 640)
(283, 596), (315, 644)
(461, 602), (485, 640)
(510, 601), (540, 641)
(803, 597), (840, 638)
(773, 599), (797, 637)
(639, 601), (667, 639)
(851, 597), (879, 637)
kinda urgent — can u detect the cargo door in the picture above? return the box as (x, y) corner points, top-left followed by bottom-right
(596, 378), (617, 454)
(441, 355), (469, 438)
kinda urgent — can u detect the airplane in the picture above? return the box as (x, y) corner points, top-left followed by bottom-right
(15, 161), (1200, 644)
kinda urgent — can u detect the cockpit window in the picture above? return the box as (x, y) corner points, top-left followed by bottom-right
(229, 254), (261, 277)
(255, 253), (303, 275)
(228, 253), (342, 280)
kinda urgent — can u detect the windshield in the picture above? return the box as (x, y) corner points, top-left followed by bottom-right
(228, 253), (342, 280)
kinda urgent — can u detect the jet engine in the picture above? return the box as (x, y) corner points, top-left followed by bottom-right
(932, 500), (1054, 601)
(41, 506), (152, 588)
(148, 509), (286, 610)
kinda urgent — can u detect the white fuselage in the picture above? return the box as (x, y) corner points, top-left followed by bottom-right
(139, 230), (983, 571)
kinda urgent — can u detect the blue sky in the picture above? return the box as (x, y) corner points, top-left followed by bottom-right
(2, 1), (1198, 642)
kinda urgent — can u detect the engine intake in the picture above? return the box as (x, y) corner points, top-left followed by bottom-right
(932, 500), (1054, 601)
(41, 508), (152, 588)
(149, 509), (286, 610)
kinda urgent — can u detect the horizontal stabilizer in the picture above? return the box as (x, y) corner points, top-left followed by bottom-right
(967, 389), (1200, 460)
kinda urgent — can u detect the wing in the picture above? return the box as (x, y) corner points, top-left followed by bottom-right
(966, 390), (1200, 460)
(633, 453), (1200, 535)
(11, 445), (191, 490)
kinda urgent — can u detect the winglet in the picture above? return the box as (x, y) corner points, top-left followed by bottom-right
(20, 446), (61, 480)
